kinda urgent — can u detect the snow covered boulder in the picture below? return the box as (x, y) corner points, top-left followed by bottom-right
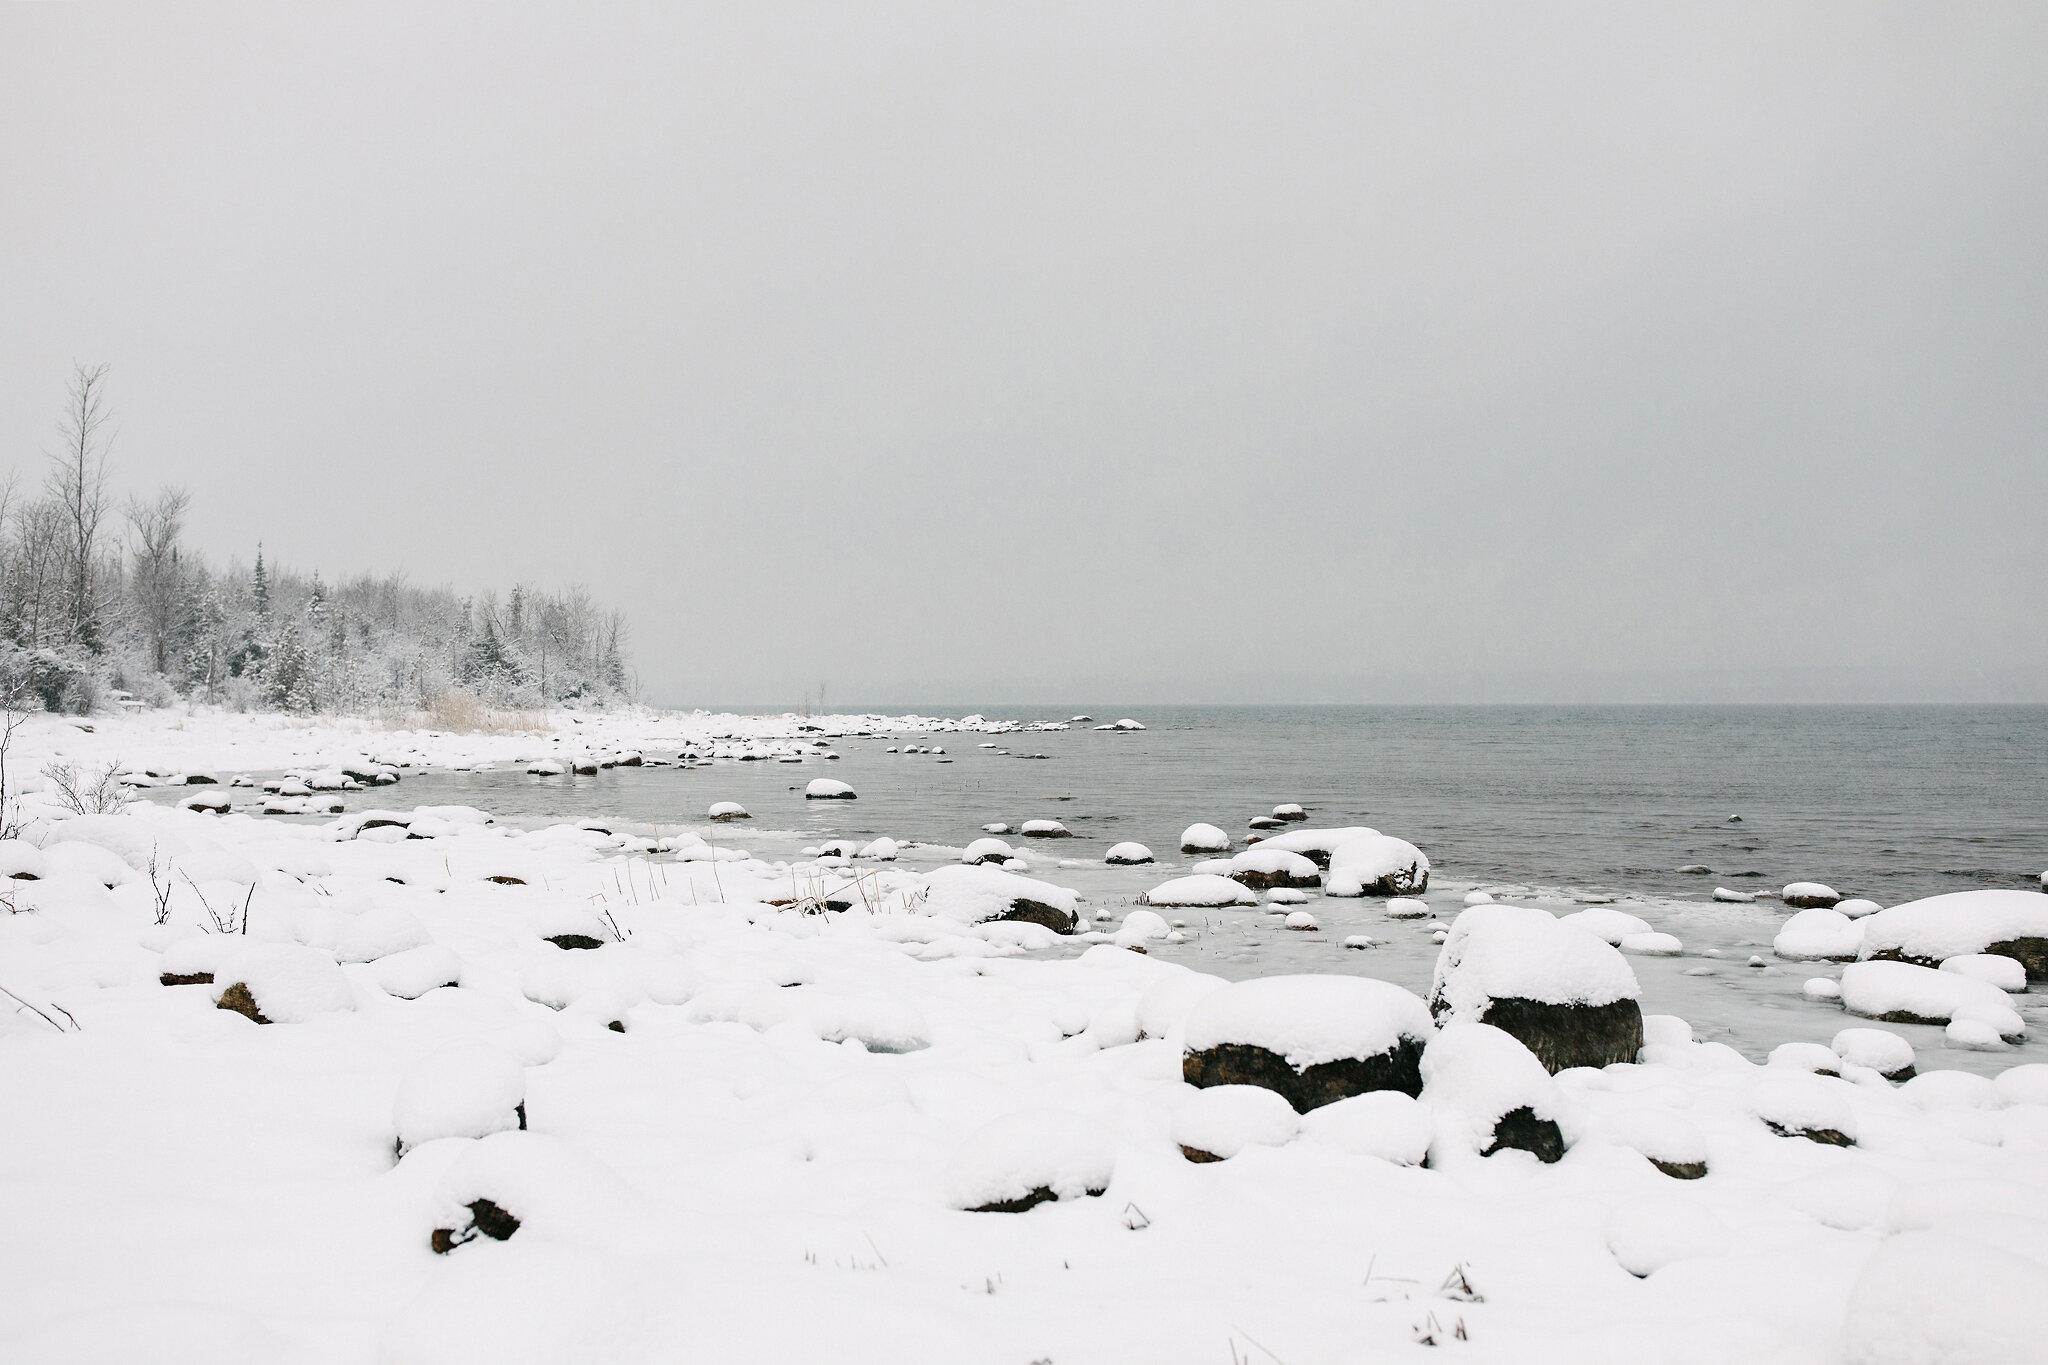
(334, 906), (433, 964)
(1839, 960), (2025, 1038)
(1939, 953), (2027, 993)
(1783, 881), (1842, 909)
(1221, 847), (1321, 891)
(394, 1041), (527, 1154)
(1018, 819), (1070, 839)
(856, 837), (899, 861)
(427, 1131), (643, 1253)
(176, 790), (232, 814)
(1419, 1022), (1569, 1163)
(1180, 823), (1231, 854)
(1172, 1084), (1302, 1162)
(1774, 907), (1862, 962)
(211, 945), (355, 1025)
(1605, 1195), (1731, 1277)
(707, 802), (749, 821)
(804, 778), (856, 799)
(1299, 1090), (1432, 1165)
(1857, 889), (2048, 981)
(1750, 1076), (1858, 1146)
(1385, 897), (1430, 918)
(374, 944), (464, 999)
(1558, 906), (1652, 945)
(1599, 1107), (1710, 1179)
(1112, 909), (1171, 950)
(1104, 842), (1154, 865)
(1324, 834), (1430, 897)
(1832, 1027), (1916, 1081)
(0, 840), (46, 880)
(1429, 904), (1644, 1073)
(1140, 874), (1257, 908)
(921, 864), (1080, 933)
(962, 837), (1015, 865)
(1182, 975), (1434, 1113)
(944, 1111), (1115, 1212)
(1272, 803), (1307, 822)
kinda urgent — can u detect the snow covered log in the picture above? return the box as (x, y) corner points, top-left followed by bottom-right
(1856, 889), (2048, 981)
(1429, 904), (1644, 1074)
(1181, 975), (1434, 1113)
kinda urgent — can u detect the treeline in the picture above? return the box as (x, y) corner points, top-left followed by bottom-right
(2, 365), (632, 715)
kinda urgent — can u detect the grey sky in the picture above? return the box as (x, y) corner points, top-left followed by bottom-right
(4, 3), (2044, 706)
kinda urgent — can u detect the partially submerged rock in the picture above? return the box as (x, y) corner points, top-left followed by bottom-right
(1141, 874), (1257, 909)
(922, 864), (1080, 933)
(1104, 842), (1154, 866)
(1857, 890), (2048, 982)
(804, 779), (857, 800)
(1180, 823), (1231, 854)
(1783, 881), (1842, 909)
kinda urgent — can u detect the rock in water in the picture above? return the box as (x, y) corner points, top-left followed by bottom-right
(1783, 881), (1843, 909)
(1429, 903), (1644, 1073)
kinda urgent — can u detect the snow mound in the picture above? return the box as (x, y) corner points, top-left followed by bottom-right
(1222, 847), (1321, 885)
(1775, 907), (1861, 961)
(1134, 973), (1229, 1045)
(1606, 1195), (1731, 1277)
(0, 839), (47, 879)
(921, 864), (1078, 928)
(429, 1130), (644, 1247)
(1938, 954), (2026, 992)
(1183, 974), (1433, 1070)
(857, 837), (899, 860)
(1172, 1084), (1301, 1160)
(1839, 961), (2024, 1038)
(1385, 897), (1430, 918)
(1104, 842), (1154, 865)
(1430, 903), (1640, 1021)
(218, 944), (355, 1023)
(1141, 874), (1256, 908)
(1324, 834), (1430, 897)
(1749, 1076), (1858, 1144)
(1018, 819), (1068, 838)
(1835, 898), (1882, 918)
(1299, 1091), (1432, 1165)
(1713, 887), (1756, 903)
(1558, 906), (1653, 944)
(1599, 1107), (1709, 1171)
(1267, 887), (1309, 905)
(1838, 1231), (2048, 1365)
(1832, 1028), (1915, 1079)
(1113, 910), (1171, 949)
(1993, 1063), (2048, 1106)
(334, 906), (433, 964)
(1419, 1022), (1567, 1161)
(804, 778), (856, 799)
(1770, 1042), (1844, 1075)
(1619, 932), (1683, 956)
(1179, 823), (1231, 853)
(962, 837), (1015, 865)
(944, 1110), (1115, 1211)
(1898, 1070), (1998, 1110)
(1804, 978), (1844, 1002)
(1857, 890), (2048, 973)
(374, 944), (464, 998)
(394, 1040), (526, 1150)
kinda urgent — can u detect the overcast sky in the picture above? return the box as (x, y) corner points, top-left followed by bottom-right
(3, 3), (2044, 707)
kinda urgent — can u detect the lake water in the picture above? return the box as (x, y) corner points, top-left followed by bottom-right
(173, 704), (2048, 1071)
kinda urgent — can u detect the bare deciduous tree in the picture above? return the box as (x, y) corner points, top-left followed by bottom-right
(126, 486), (190, 673)
(46, 362), (117, 650)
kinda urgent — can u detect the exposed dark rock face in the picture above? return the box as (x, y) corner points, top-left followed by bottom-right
(1479, 1106), (1565, 1163)
(1228, 867), (1322, 892)
(1766, 1120), (1855, 1147)
(1247, 817), (1284, 830)
(1783, 890), (1842, 909)
(1275, 809), (1309, 822)
(1871, 939), (2048, 983)
(1651, 1159), (1708, 1180)
(545, 933), (606, 951)
(486, 875), (526, 886)
(1021, 828), (1072, 839)
(967, 1185), (1103, 1213)
(1180, 1146), (1225, 1163)
(1002, 900), (1078, 934)
(160, 971), (214, 986)
(1182, 1037), (1425, 1114)
(1104, 851), (1153, 865)
(9, 871), (39, 880)
(216, 982), (269, 1024)
(431, 1198), (522, 1252)
(1446, 996), (1645, 1075)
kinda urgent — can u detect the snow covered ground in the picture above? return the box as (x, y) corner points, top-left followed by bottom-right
(3, 706), (2045, 1363)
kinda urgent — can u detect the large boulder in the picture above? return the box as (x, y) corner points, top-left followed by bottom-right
(1182, 975), (1434, 1113)
(1856, 890), (2048, 982)
(921, 864), (1080, 933)
(1839, 960), (2024, 1038)
(1324, 834), (1430, 897)
(1429, 904), (1643, 1073)
(1172, 1085), (1302, 1163)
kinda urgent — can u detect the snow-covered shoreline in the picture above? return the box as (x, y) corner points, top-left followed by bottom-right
(3, 705), (2045, 1363)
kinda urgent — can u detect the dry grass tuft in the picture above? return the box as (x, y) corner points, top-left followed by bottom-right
(375, 689), (552, 735)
